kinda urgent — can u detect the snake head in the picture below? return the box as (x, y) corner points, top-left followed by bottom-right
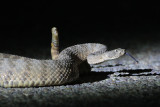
(87, 48), (125, 65)
(109, 48), (125, 59)
(108, 49), (139, 63)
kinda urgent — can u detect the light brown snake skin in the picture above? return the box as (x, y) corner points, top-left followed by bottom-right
(0, 28), (125, 88)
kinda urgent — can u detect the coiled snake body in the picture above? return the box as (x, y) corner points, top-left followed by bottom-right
(0, 28), (125, 88)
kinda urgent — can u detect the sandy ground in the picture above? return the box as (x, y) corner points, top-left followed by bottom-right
(0, 37), (160, 107)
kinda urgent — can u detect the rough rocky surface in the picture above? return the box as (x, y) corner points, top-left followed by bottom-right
(0, 37), (160, 107)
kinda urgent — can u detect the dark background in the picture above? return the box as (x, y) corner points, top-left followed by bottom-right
(0, 1), (159, 54)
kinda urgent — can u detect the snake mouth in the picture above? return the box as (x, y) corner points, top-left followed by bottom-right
(125, 52), (139, 63)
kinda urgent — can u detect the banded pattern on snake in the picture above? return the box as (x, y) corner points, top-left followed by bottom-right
(0, 27), (126, 87)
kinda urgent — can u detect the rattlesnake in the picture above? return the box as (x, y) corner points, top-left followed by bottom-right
(0, 27), (127, 88)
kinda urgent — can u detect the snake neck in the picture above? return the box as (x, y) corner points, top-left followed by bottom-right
(57, 43), (107, 64)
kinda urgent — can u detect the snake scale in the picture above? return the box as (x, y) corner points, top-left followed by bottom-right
(0, 27), (126, 88)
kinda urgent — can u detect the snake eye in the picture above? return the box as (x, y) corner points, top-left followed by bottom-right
(115, 49), (118, 52)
